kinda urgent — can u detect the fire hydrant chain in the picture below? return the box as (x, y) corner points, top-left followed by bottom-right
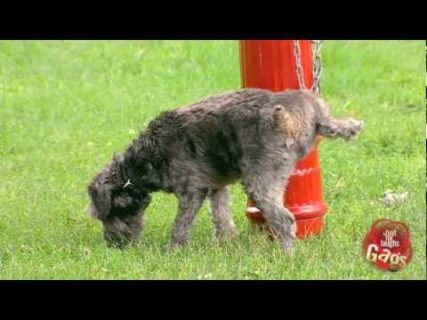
(293, 40), (323, 95)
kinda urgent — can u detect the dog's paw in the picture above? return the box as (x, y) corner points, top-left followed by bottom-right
(281, 233), (296, 256)
(214, 227), (239, 243)
(284, 247), (294, 256)
(344, 119), (364, 140)
(105, 239), (129, 250)
(168, 238), (189, 252)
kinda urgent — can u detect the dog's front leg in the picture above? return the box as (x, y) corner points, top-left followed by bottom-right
(253, 195), (296, 255)
(170, 189), (207, 248)
(243, 170), (296, 255)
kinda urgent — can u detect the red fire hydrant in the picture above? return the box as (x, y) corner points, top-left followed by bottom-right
(239, 40), (328, 238)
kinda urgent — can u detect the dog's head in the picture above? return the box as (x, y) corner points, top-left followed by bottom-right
(86, 159), (149, 247)
(87, 165), (120, 220)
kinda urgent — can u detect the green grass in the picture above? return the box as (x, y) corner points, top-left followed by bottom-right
(0, 40), (425, 279)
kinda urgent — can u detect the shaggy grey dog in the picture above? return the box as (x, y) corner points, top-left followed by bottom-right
(87, 89), (363, 254)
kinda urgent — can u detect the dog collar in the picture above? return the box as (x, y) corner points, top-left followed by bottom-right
(123, 179), (133, 189)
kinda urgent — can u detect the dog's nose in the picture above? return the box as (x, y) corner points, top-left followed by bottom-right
(85, 203), (94, 216)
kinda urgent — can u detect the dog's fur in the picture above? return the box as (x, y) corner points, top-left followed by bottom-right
(87, 89), (363, 254)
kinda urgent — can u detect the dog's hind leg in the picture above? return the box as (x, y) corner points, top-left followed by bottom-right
(315, 97), (363, 140)
(317, 118), (363, 140)
(209, 187), (237, 242)
(170, 188), (208, 248)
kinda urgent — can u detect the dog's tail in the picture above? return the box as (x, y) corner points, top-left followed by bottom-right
(315, 97), (364, 141)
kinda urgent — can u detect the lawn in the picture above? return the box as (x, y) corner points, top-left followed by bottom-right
(0, 40), (425, 279)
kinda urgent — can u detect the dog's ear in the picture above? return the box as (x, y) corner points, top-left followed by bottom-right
(87, 179), (112, 220)
(273, 104), (301, 138)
